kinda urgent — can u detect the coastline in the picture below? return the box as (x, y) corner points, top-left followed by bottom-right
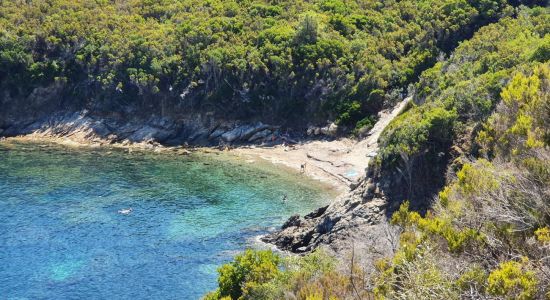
(1, 98), (411, 195)
(1, 133), (348, 193)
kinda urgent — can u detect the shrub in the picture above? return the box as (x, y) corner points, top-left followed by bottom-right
(487, 259), (537, 300)
(213, 249), (281, 300)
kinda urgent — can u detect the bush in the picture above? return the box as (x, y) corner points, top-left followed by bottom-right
(210, 249), (281, 300)
(487, 259), (537, 300)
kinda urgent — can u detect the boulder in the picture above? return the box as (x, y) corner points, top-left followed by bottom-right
(209, 128), (226, 140)
(327, 122), (338, 136)
(248, 129), (272, 142)
(127, 125), (171, 142)
(221, 127), (244, 142)
(127, 125), (157, 142)
(221, 123), (271, 143)
(240, 123), (269, 140)
(89, 121), (112, 137)
(187, 128), (209, 142)
(282, 215), (301, 229)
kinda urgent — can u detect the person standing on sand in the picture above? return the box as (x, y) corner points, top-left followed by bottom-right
(300, 162), (307, 174)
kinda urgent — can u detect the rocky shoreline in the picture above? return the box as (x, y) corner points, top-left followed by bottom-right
(1, 98), (410, 264)
(0, 111), (289, 147)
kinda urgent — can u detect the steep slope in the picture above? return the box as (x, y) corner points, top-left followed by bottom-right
(264, 4), (549, 266)
(1, 0), (537, 137)
(205, 6), (548, 300)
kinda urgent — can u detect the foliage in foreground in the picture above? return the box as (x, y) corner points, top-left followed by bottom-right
(375, 63), (549, 299)
(204, 249), (370, 300)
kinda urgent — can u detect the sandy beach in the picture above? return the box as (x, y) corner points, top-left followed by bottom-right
(1, 98), (410, 195)
(231, 98), (411, 192)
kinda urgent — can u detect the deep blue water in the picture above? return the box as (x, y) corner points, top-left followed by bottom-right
(0, 142), (332, 299)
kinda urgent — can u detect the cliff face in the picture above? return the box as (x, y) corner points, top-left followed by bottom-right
(0, 109), (289, 147)
(0, 78), (337, 146)
(262, 98), (415, 265)
(262, 174), (399, 260)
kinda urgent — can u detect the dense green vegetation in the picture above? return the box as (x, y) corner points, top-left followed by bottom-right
(1, 0), (548, 298)
(376, 61), (549, 299)
(1, 0), (541, 127)
(377, 6), (549, 204)
(204, 249), (365, 300)
(207, 6), (549, 300)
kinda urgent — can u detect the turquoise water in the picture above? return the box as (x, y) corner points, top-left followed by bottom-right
(0, 142), (332, 299)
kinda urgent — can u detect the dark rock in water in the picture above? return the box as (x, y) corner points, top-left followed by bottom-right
(304, 205), (328, 219)
(282, 215), (301, 229)
(262, 176), (400, 267)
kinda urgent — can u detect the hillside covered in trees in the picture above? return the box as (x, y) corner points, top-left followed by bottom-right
(204, 4), (550, 300)
(1, 0), (549, 299)
(2, 0), (544, 130)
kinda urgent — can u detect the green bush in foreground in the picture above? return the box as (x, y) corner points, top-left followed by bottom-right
(208, 249), (280, 300)
(204, 249), (369, 300)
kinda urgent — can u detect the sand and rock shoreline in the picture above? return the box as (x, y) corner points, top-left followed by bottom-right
(0, 97), (410, 263)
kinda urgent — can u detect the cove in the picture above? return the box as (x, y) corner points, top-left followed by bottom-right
(0, 141), (333, 299)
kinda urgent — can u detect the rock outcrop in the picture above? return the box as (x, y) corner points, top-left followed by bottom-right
(262, 97), (412, 262)
(0, 111), (284, 147)
(262, 174), (400, 265)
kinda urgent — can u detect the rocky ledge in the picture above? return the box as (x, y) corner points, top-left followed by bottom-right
(262, 174), (401, 264)
(0, 110), (297, 147)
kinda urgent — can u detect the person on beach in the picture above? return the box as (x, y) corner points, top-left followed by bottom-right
(300, 162), (307, 174)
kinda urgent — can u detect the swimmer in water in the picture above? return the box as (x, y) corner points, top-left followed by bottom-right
(118, 208), (133, 215)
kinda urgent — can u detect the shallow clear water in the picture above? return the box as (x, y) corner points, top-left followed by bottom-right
(0, 142), (333, 299)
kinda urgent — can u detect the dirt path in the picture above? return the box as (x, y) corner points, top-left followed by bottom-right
(233, 97), (411, 192)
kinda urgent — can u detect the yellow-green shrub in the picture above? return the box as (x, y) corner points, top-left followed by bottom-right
(487, 258), (537, 300)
